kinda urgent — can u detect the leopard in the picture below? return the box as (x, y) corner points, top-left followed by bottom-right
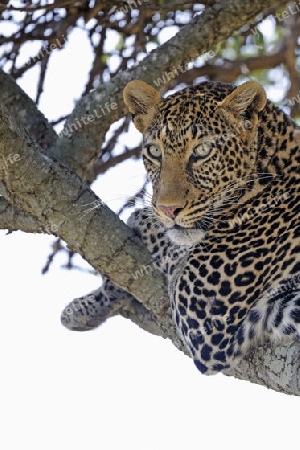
(61, 79), (300, 375)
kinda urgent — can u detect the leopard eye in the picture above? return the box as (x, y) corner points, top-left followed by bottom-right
(146, 144), (162, 159)
(193, 142), (212, 159)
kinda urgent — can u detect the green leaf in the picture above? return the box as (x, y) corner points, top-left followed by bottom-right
(115, 34), (124, 51)
(253, 29), (264, 51)
(101, 54), (110, 64)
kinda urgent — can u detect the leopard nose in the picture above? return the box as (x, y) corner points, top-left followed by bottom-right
(157, 204), (183, 218)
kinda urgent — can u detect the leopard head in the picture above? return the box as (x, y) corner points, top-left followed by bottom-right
(124, 80), (267, 245)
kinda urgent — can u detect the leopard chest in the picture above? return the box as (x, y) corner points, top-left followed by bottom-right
(170, 183), (300, 334)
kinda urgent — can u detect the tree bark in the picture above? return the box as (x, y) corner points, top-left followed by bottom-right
(1, 0), (299, 396)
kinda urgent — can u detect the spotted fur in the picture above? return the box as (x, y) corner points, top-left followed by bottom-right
(62, 80), (300, 375)
(123, 80), (300, 374)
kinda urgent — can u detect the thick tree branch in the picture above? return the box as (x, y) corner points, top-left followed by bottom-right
(0, 70), (57, 151)
(0, 197), (48, 233)
(0, 103), (168, 317)
(224, 340), (300, 395)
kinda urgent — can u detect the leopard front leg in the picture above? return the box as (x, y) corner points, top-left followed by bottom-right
(167, 248), (246, 375)
(169, 275), (235, 374)
(61, 279), (132, 331)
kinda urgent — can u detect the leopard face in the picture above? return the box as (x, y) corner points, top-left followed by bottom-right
(124, 80), (267, 245)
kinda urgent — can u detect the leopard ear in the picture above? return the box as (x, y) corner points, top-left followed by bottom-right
(124, 80), (162, 134)
(216, 81), (267, 140)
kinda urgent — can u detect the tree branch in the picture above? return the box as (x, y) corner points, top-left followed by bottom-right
(163, 45), (287, 90)
(0, 0), (77, 12)
(0, 197), (48, 233)
(0, 103), (168, 317)
(0, 70), (57, 151)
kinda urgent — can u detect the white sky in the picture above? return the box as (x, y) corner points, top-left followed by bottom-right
(0, 15), (299, 450)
